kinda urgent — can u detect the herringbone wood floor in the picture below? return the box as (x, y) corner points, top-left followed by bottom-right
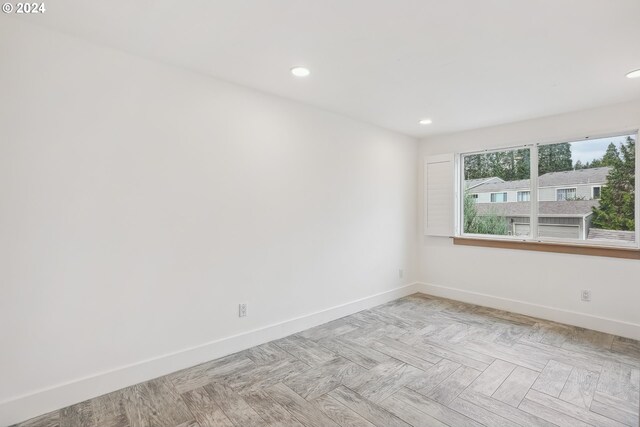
(15, 294), (640, 427)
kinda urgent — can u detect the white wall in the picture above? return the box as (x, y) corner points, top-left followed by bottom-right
(419, 99), (640, 339)
(0, 20), (417, 422)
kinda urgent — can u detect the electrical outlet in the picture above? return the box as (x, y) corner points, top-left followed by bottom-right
(581, 290), (591, 302)
(399, 269), (404, 279)
(239, 303), (247, 317)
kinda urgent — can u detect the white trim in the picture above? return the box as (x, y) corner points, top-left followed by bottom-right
(591, 185), (603, 200)
(0, 283), (422, 426)
(636, 132), (640, 249)
(530, 144), (539, 239)
(453, 154), (462, 236)
(416, 283), (640, 340)
(534, 129), (639, 148)
(457, 153), (465, 236)
(456, 129), (638, 157)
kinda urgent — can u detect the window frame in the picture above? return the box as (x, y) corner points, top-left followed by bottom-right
(456, 130), (640, 251)
(556, 187), (577, 201)
(592, 185), (602, 200)
(458, 145), (534, 241)
(490, 192), (508, 203)
(517, 191), (531, 202)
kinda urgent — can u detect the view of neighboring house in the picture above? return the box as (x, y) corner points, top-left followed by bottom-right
(470, 167), (610, 203)
(467, 167), (631, 240)
(465, 176), (505, 191)
(473, 199), (598, 239)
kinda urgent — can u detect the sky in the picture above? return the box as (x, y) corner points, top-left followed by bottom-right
(569, 134), (636, 165)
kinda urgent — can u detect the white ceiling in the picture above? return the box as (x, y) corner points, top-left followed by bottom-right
(20, 0), (640, 137)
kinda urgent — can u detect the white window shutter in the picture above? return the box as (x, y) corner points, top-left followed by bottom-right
(424, 154), (455, 236)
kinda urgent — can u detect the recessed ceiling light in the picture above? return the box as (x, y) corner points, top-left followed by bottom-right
(290, 66), (310, 77)
(626, 69), (640, 79)
(419, 118), (433, 125)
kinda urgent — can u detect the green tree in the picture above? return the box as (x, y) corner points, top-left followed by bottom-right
(591, 137), (635, 231)
(464, 153), (483, 180)
(513, 149), (530, 181)
(539, 143), (573, 175)
(463, 192), (509, 235)
(464, 149), (530, 181)
(588, 159), (603, 168)
(577, 143), (621, 169)
(601, 143), (622, 167)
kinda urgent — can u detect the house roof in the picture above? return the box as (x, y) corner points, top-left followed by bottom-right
(469, 167), (611, 193)
(538, 167), (612, 187)
(474, 200), (599, 217)
(465, 177), (503, 189)
(471, 179), (530, 192)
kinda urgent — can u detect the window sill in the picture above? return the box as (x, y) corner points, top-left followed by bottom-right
(453, 237), (640, 260)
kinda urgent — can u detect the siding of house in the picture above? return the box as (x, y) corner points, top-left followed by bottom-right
(474, 190), (521, 203)
(539, 185), (594, 201)
(474, 183), (601, 202)
(474, 192), (492, 203)
(538, 187), (556, 201)
(576, 185), (595, 200)
(468, 169), (605, 240)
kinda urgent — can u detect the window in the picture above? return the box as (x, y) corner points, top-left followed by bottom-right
(491, 192), (507, 203)
(458, 132), (638, 250)
(556, 188), (576, 201)
(592, 186), (602, 199)
(462, 147), (530, 238)
(537, 135), (635, 244)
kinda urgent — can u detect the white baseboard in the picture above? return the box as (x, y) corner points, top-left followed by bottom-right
(1, 282), (421, 426)
(416, 282), (640, 340)
(9, 281), (636, 426)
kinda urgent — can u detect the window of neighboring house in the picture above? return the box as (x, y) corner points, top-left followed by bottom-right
(458, 132), (638, 250)
(592, 186), (602, 199)
(471, 194), (478, 199)
(491, 192), (507, 203)
(556, 188), (576, 201)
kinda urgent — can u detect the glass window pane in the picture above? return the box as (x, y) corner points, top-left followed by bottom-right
(556, 188), (576, 201)
(462, 148), (531, 237)
(537, 134), (636, 244)
(517, 191), (530, 202)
